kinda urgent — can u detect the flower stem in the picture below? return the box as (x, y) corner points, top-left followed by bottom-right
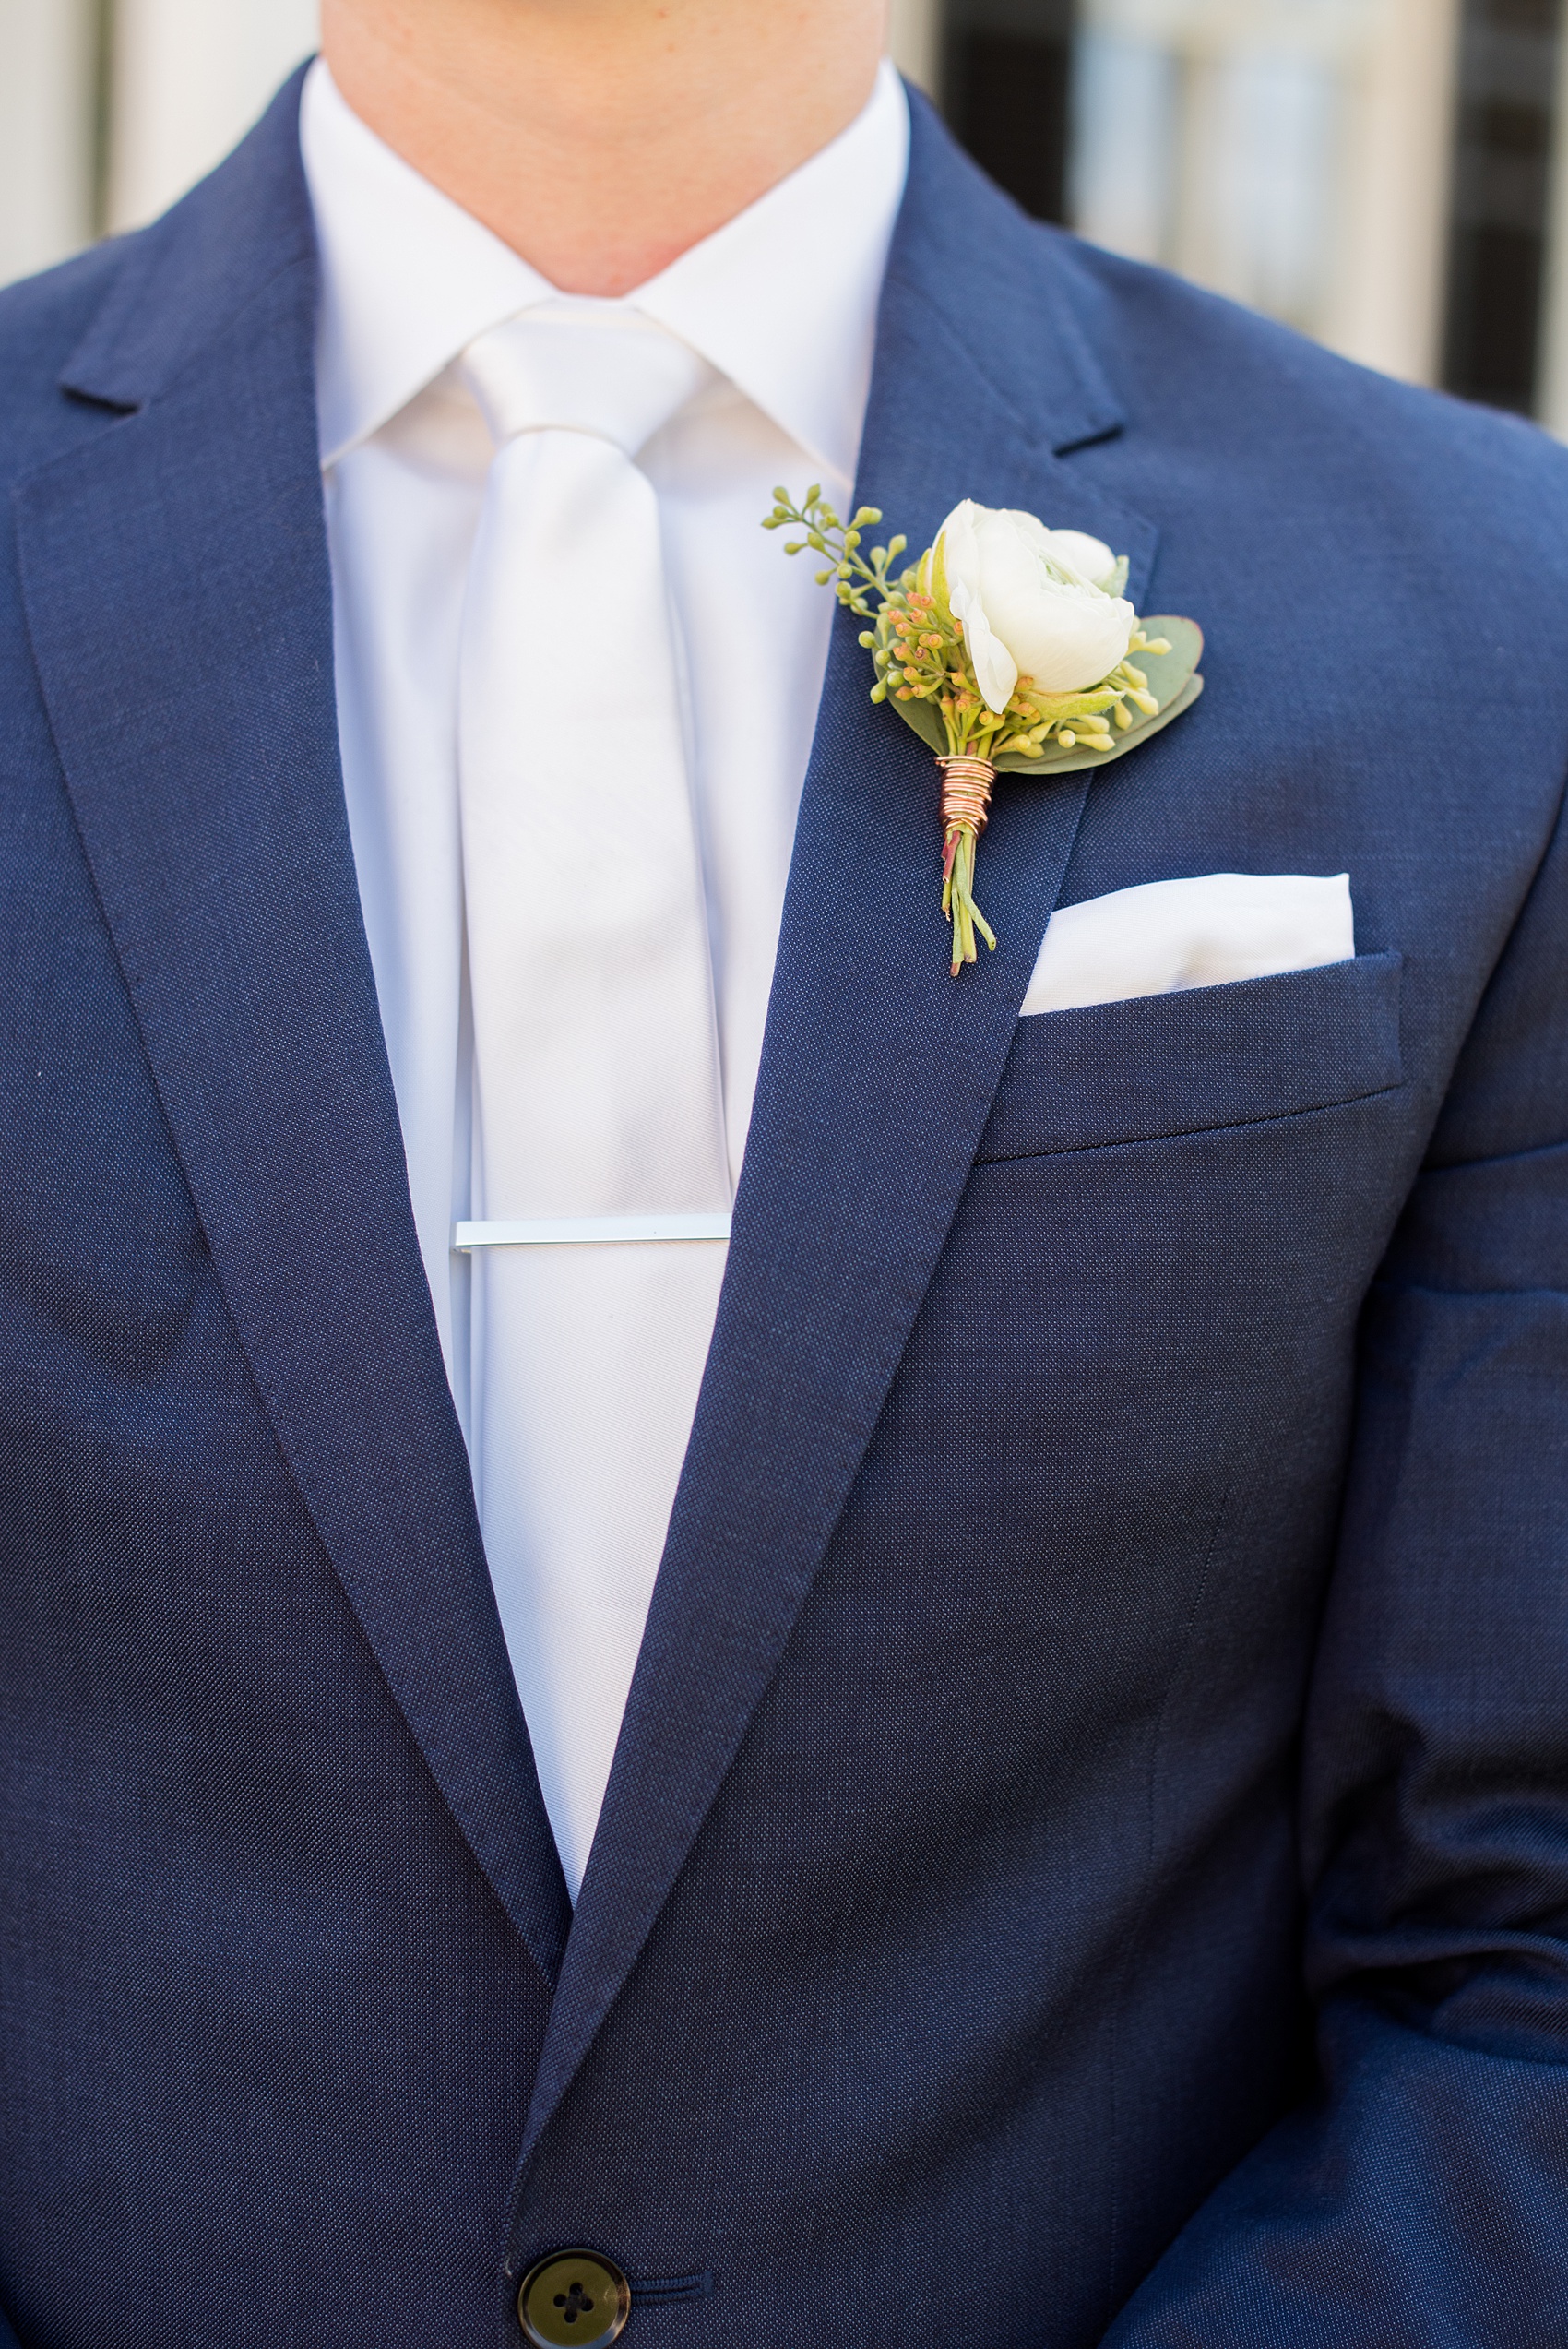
(935, 754), (998, 976)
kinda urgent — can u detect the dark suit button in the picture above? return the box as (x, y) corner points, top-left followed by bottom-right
(518, 2249), (631, 2348)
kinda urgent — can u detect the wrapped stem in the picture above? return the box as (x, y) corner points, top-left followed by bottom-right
(936, 754), (998, 975)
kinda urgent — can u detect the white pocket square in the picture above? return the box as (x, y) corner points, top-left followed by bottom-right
(1020, 872), (1354, 1017)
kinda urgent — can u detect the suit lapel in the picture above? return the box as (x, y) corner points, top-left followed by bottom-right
(13, 78), (571, 1986)
(525, 100), (1161, 2151)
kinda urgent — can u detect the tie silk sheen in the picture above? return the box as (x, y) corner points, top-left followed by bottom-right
(457, 309), (731, 1896)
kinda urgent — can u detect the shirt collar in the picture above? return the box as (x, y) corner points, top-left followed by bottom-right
(302, 55), (909, 482)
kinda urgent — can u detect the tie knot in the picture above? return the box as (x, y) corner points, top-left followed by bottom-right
(460, 308), (717, 457)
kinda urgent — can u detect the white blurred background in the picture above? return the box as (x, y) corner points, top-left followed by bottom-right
(4, 0), (1567, 428)
(0, 0), (315, 275)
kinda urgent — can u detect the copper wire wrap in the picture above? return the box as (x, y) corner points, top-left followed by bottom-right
(935, 752), (996, 834)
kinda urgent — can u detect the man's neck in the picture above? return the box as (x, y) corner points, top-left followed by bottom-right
(319, 0), (889, 297)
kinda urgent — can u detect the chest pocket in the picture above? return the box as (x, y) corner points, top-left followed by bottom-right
(976, 950), (1403, 1163)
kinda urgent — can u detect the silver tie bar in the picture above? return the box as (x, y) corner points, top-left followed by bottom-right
(454, 1212), (733, 1251)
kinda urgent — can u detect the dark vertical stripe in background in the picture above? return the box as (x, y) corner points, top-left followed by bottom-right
(944, 0), (1076, 225)
(1443, 0), (1563, 412)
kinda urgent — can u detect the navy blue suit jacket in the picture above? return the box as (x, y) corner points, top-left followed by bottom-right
(4, 67), (1568, 2349)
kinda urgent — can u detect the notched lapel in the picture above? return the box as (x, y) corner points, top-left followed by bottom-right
(14, 112), (570, 1985)
(527, 103), (1162, 2152)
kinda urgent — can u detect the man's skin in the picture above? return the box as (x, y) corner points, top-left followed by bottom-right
(320, 0), (890, 295)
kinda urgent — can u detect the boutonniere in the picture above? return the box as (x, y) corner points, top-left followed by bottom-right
(764, 491), (1203, 975)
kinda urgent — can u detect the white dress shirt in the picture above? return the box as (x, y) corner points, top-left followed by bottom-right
(302, 58), (909, 1889)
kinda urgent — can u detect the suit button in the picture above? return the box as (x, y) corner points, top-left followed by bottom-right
(517, 2249), (632, 2348)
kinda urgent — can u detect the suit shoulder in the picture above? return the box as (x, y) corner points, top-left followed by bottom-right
(1058, 231), (1565, 473)
(1051, 229), (1568, 561)
(0, 235), (145, 486)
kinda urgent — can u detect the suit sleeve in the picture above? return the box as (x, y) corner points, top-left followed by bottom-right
(1103, 781), (1568, 2347)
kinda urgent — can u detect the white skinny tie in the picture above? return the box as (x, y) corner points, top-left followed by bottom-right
(457, 310), (731, 1896)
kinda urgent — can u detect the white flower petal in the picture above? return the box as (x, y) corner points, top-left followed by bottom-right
(1041, 529), (1118, 590)
(962, 598), (1020, 712)
(935, 500), (984, 609)
(939, 501), (1019, 712)
(1010, 587), (1135, 693)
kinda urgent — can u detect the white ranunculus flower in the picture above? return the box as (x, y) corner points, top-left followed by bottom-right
(935, 501), (1136, 712)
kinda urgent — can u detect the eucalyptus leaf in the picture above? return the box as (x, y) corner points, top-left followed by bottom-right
(880, 614), (1205, 776)
(886, 693), (948, 757)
